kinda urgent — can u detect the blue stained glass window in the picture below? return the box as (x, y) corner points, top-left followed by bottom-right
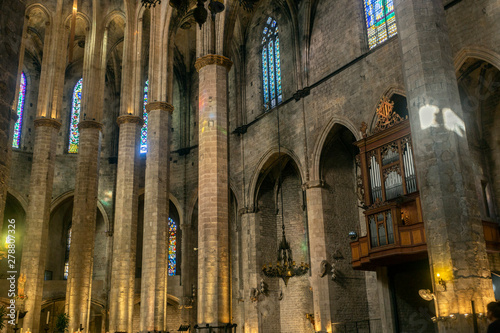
(68, 78), (83, 153)
(168, 217), (177, 276)
(141, 80), (149, 154)
(12, 72), (26, 148)
(262, 17), (282, 111)
(364, 0), (397, 49)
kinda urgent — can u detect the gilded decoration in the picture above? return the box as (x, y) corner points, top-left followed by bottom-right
(373, 96), (405, 133)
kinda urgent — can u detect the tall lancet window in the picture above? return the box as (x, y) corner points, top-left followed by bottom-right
(63, 226), (72, 280)
(262, 17), (282, 111)
(168, 217), (177, 276)
(363, 0), (397, 49)
(68, 78), (83, 153)
(140, 80), (149, 154)
(12, 72), (26, 148)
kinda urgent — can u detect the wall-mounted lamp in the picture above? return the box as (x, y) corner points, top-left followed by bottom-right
(348, 231), (358, 240)
(436, 273), (447, 291)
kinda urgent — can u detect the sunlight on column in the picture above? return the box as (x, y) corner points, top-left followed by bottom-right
(443, 108), (465, 137)
(418, 105), (439, 130)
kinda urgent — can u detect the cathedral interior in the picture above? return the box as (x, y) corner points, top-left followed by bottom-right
(0, 0), (500, 332)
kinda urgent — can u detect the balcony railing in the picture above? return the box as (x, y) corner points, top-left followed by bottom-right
(351, 219), (500, 270)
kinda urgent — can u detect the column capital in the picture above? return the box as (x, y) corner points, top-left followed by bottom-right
(78, 120), (103, 131)
(145, 101), (174, 114)
(34, 118), (62, 130)
(195, 54), (233, 73)
(303, 179), (325, 190)
(117, 115), (144, 127)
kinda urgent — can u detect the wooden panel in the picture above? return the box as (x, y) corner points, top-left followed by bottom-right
(351, 244), (360, 261)
(412, 230), (422, 244)
(361, 241), (369, 256)
(400, 231), (411, 246)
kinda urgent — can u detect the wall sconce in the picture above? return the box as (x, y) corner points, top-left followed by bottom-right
(305, 313), (315, 326)
(436, 273), (447, 291)
(348, 231), (358, 240)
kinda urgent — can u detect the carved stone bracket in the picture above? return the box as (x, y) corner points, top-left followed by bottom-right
(117, 115), (144, 127)
(145, 101), (174, 114)
(195, 54), (233, 72)
(302, 179), (325, 190)
(34, 118), (62, 130)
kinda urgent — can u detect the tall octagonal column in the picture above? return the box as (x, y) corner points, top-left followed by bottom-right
(65, 121), (102, 333)
(19, 119), (61, 333)
(109, 115), (143, 333)
(195, 54), (232, 327)
(139, 102), (173, 333)
(393, 1), (494, 331)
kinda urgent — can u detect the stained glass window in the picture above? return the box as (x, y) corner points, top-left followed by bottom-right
(64, 227), (72, 280)
(12, 72), (26, 149)
(262, 17), (282, 110)
(68, 78), (83, 153)
(141, 80), (149, 154)
(168, 217), (177, 276)
(364, 0), (397, 49)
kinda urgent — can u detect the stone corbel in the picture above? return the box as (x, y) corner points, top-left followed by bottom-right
(302, 179), (325, 191)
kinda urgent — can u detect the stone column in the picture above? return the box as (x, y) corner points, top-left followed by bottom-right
(195, 54), (232, 327)
(240, 211), (259, 333)
(304, 181), (332, 333)
(19, 118), (61, 333)
(65, 121), (102, 333)
(0, 0), (25, 227)
(109, 115), (143, 333)
(375, 267), (396, 333)
(393, 1), (494, 331)
(139, 102), (173, 333)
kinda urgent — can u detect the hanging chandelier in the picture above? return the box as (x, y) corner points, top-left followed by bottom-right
(141, 0), (226, 29)
(262, 109), (309, 286)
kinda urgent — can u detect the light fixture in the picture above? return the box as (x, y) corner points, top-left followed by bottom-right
(436, 273), (447, 291)
(262, 107), (309, 286)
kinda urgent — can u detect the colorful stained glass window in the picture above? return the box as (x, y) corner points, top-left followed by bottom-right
(262, 17), (282, 111)
(141, 80), (149, 154)
(68, 78), (83, 153)
(12, 72), (26, 149)
(64, 227), (72, 280)
(168, 217), (177, 276)
(364, 0), (397, 49)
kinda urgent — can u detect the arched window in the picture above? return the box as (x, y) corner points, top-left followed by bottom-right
(64, 226), (72, 280)
(363, 0), (397, 49)
(140, 80), (149, 154)
(262, 17), (282, 111)
(68, 78), (83, 153)
(168, 217), (177, 276)
(12, 72), (26, 149)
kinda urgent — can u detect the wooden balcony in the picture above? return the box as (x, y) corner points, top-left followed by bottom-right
(484, 220), (500, 253)
(350, 221), (427, 270)
(351, 220), (500, 270)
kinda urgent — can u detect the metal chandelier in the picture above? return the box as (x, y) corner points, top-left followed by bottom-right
(261, 108), (309, 286)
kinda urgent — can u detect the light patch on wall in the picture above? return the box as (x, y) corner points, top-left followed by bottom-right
(418, 105), (439, 130)
(443, 108), (465, 137)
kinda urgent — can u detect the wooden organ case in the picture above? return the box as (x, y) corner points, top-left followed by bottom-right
(350, 97), (427, 270)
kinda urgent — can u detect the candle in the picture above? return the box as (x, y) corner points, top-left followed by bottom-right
(46, 311), (50, 325)
(16, 311), (19, 324)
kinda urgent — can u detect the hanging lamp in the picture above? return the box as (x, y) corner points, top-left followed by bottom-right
(262, 108), (309, 286)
